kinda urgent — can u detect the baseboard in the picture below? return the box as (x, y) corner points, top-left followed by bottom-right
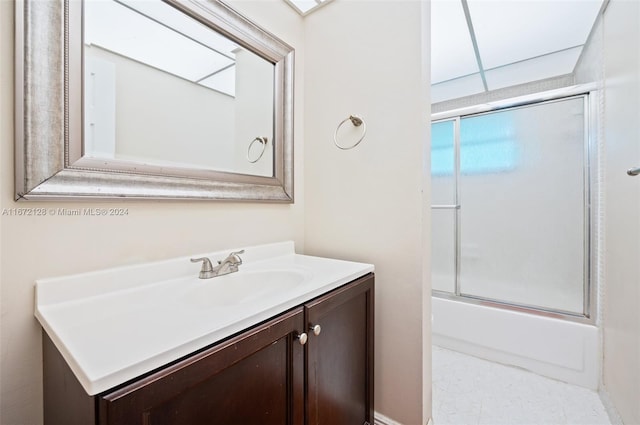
(599, 388), (624, 425)
(374, 412), (402, 425)
(374, 412), (433, 425)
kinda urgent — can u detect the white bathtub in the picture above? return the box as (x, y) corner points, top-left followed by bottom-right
(432, 296), (600, 390)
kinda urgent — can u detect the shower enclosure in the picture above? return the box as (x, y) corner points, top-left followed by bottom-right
(431, 94), (594, 321)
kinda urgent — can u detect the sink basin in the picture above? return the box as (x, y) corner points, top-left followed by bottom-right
(183, 269), (311, 308)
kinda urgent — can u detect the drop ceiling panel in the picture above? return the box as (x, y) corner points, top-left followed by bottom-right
(431, 0), (480, 83)
(199, 66), (236, 96)
(432, 73), (486, 103)
(484, 46), (582, 90)
(468, 0), (602, 69)
(85, 1), (235, 92)
(118, 0), (239, 56)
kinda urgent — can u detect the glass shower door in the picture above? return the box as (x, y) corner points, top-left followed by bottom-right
(431, 95), (589, 316)
(431, 119), (458, 294)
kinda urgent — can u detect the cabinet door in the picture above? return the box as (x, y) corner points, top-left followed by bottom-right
(305, 274), (374, 425)
(99, 307), (305, 425)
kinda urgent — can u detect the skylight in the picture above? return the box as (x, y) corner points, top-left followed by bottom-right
(283, 0), (333, 16)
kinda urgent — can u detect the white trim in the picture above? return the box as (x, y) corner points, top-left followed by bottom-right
(431, 83), (596, 121)
(373, 412), (433, 425)
(598, 389), (624, 425)
(374, 411), (403, 425)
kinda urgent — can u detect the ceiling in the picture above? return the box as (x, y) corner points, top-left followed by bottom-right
(284, 0), (333, 15)
(90, 0), (604, 103)
(431, 0), (604, 103)
(85, 0), (239, 97)
(286, 0), (603, 103)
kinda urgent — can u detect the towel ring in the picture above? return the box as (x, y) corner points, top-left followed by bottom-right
(247, 136), (268, 163)
(334, 115), (367, 150)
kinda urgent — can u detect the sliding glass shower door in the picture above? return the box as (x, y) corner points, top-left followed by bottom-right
(431, 119), (457, 294)
(431, 95), (590, 317)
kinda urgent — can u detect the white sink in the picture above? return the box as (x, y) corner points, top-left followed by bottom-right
(183, 269), (312, 308)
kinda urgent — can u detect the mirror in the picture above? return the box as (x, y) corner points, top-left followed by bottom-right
(15, 0), (294, 201)
(84, 0), (275, 177)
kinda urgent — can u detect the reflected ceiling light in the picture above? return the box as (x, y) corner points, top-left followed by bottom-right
(283, 0), (333, 16)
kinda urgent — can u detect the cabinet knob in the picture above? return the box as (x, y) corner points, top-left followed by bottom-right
(309, 324), (322, 336)
(296, 332), (308, 345)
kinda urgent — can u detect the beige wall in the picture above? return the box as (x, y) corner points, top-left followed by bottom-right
(2, 1), (434, 424)
(601, 0), (640, 423)
(0, 1), (305, 423)
(303, 1), (431, 424)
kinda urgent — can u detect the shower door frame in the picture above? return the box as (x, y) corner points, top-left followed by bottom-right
(431, 86), (599, 325)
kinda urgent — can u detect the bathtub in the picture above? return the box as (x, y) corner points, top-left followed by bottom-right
(432, 296), (600, 390)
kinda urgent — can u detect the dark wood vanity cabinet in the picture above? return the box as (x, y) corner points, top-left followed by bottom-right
(305, 274), (374, 425)
(100, 307), (306, 425)
(43, 273), (374, 425)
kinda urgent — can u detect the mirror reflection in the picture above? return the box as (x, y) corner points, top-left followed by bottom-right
(83, 0), (275, 177)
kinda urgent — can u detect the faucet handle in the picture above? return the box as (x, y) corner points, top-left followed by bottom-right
(231, 249), (245, 262)
(219, 250), (245, 265)
(190, 257), (214, 279)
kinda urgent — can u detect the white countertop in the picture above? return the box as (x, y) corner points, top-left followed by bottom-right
(34, 241), (374, 395)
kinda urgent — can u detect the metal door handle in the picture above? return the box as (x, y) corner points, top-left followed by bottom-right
(627, 167), (640, 176)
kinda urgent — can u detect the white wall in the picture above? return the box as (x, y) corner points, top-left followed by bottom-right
(303, 1), (431, 424)
(233, 47), (275, 176)
(576, 0), (640, 422)
(0, 1), (305, 423)
(600, 0), (640, 423)
(86, 45), (276, 176)
(85, 46), (237, 170)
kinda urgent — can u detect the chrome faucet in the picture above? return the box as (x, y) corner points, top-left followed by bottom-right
(191, 250), (245, 279)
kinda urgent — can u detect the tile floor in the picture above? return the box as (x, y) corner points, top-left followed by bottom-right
(432, 346), (612, 425)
